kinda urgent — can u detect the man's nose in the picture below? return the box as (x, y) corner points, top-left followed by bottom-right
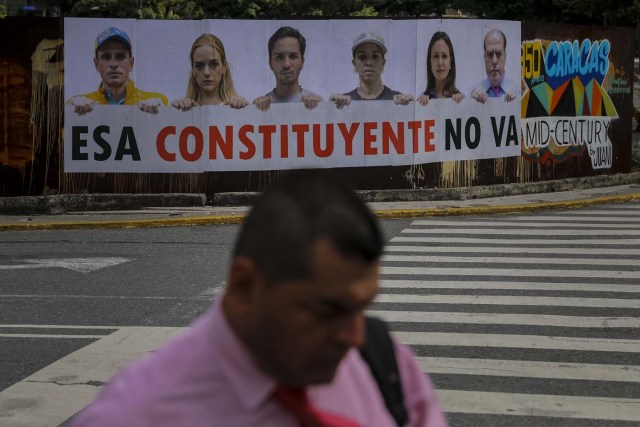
(335, 312), (365, 349)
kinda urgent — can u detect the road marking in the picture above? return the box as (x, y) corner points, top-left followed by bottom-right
(418, 357), (640, 382)
(368, 310), (640, 328)
(511, 212), (640, 219)
(0, 324), (122, 329)
(0, 334), (105, 339)
(0, 258), (132, 273)
(375, 294), (640, 308)
(0, 294), (210, 300)
(382, 254), (640, 267)
(402, 228), (640, 236)
(379, 279), (640, 293)
(393, 332), (640, 353)
(0, 327), (184, 427)
(437, 389), (640, 420)
(410, 220), (640, 228)
(384, 245), (640, 256)
(380, 266), (640, 279)
(391, 236), (640, 245)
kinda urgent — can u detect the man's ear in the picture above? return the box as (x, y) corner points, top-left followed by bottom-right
(225, 256), (262, 311)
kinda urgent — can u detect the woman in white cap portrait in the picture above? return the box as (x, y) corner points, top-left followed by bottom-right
(171, 33), (248, 111)
(330, 31), (413, 109)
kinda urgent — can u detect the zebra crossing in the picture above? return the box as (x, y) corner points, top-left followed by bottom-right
(370, 202), (640, 425)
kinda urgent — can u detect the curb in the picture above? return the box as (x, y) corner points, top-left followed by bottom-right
(211, 172), (640, 205)
(3, 173), (637, 215)
(373, 192), (640, 219)
(2, 192), (639, 232)
(0, 193), (207, 215)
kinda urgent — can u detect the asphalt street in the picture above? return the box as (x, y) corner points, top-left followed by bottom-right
(0, 219), (411, 392)
(2, 203), (640, 426)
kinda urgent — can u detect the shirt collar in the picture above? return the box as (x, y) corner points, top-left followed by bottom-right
(99, 79), (134, 105)
(487, 85), (505, 97)
(210, 294), (277, 411)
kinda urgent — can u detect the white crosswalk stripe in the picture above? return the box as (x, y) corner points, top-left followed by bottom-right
(383, 254), (640, 267)
(376, 202), (640, 424)
(392, 236), (640, 245)
(379, 279), (640, 293)
(385, 245), (640, 255)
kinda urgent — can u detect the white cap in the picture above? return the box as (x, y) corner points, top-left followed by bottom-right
(352, 31), (387, 55)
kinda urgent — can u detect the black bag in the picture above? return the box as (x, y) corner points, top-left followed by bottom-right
(360, 316), (409, 427)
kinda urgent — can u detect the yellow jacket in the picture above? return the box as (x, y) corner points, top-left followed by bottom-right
(68, 79), (168, 106)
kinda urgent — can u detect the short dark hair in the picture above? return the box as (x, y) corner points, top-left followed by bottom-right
(233, 171), (383, 285)
(268, 26), (306, 59)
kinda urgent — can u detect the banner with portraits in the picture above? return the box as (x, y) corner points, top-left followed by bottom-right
(64, 18), (522, 173)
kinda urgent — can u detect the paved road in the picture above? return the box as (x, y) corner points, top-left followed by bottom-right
(1, 205), (639, 425)
(373, 201), (640, 425)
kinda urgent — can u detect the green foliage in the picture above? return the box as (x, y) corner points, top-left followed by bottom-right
(450, 0), (640, 26)
(196, 0), (385, 18)
(64, 0), (640, 25)
(69, 0), (204, 19)
(375, 0), (448, 17)
(350, 6), (378, 17)
(0, 3), (6, 19)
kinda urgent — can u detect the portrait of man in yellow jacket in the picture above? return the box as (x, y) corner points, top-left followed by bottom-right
(67, 27), (168, 115)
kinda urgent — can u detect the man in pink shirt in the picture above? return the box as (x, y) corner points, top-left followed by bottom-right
(70, 172), (447, 427)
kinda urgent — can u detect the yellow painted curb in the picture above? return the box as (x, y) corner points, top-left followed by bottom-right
(0, 214), (246, 231)
(1, 192), (639, 231)
(373, 192), (640, 219)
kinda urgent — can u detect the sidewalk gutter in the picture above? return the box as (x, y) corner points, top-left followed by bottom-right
(2, 173), (640, 216)
(0, 193), (206, 215)
(372, 191), (640, 219)
(2, 191), (639, 232)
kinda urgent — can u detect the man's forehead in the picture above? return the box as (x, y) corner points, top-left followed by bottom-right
(485, 33), (505, 50)
(272, 37), (301, 54)
(97, 39), (130, 53)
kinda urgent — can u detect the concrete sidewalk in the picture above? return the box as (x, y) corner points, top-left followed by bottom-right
(1, 173), (640, 231)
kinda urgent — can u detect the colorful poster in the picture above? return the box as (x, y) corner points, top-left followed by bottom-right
(519, 20), (635, 175)
(64, 18), (521, 173)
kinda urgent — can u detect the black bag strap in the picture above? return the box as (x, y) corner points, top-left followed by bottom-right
(360, 316), (408, 427)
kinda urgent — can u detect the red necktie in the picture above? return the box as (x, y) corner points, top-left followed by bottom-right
(273, 386), (362, 427)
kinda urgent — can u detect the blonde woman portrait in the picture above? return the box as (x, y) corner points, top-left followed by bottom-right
(172, 34), (248, 110)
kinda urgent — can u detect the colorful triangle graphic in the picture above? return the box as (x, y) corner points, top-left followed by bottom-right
(597, 83), (619, 117)
(521, 90), (530, 118)
(590, 79), (602, 116)
(582, 92), (591, 115)
(584, 79), (594, 113)
(532, 83), (551, 115)
(550, 80), (571, 114)
(572, 78), (585, 116)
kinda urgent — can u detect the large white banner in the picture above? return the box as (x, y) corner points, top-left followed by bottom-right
(65, 99), (519, 172)
(64, 18), (521, 172)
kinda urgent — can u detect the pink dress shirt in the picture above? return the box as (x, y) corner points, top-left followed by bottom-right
(70, 298), (447, 427)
